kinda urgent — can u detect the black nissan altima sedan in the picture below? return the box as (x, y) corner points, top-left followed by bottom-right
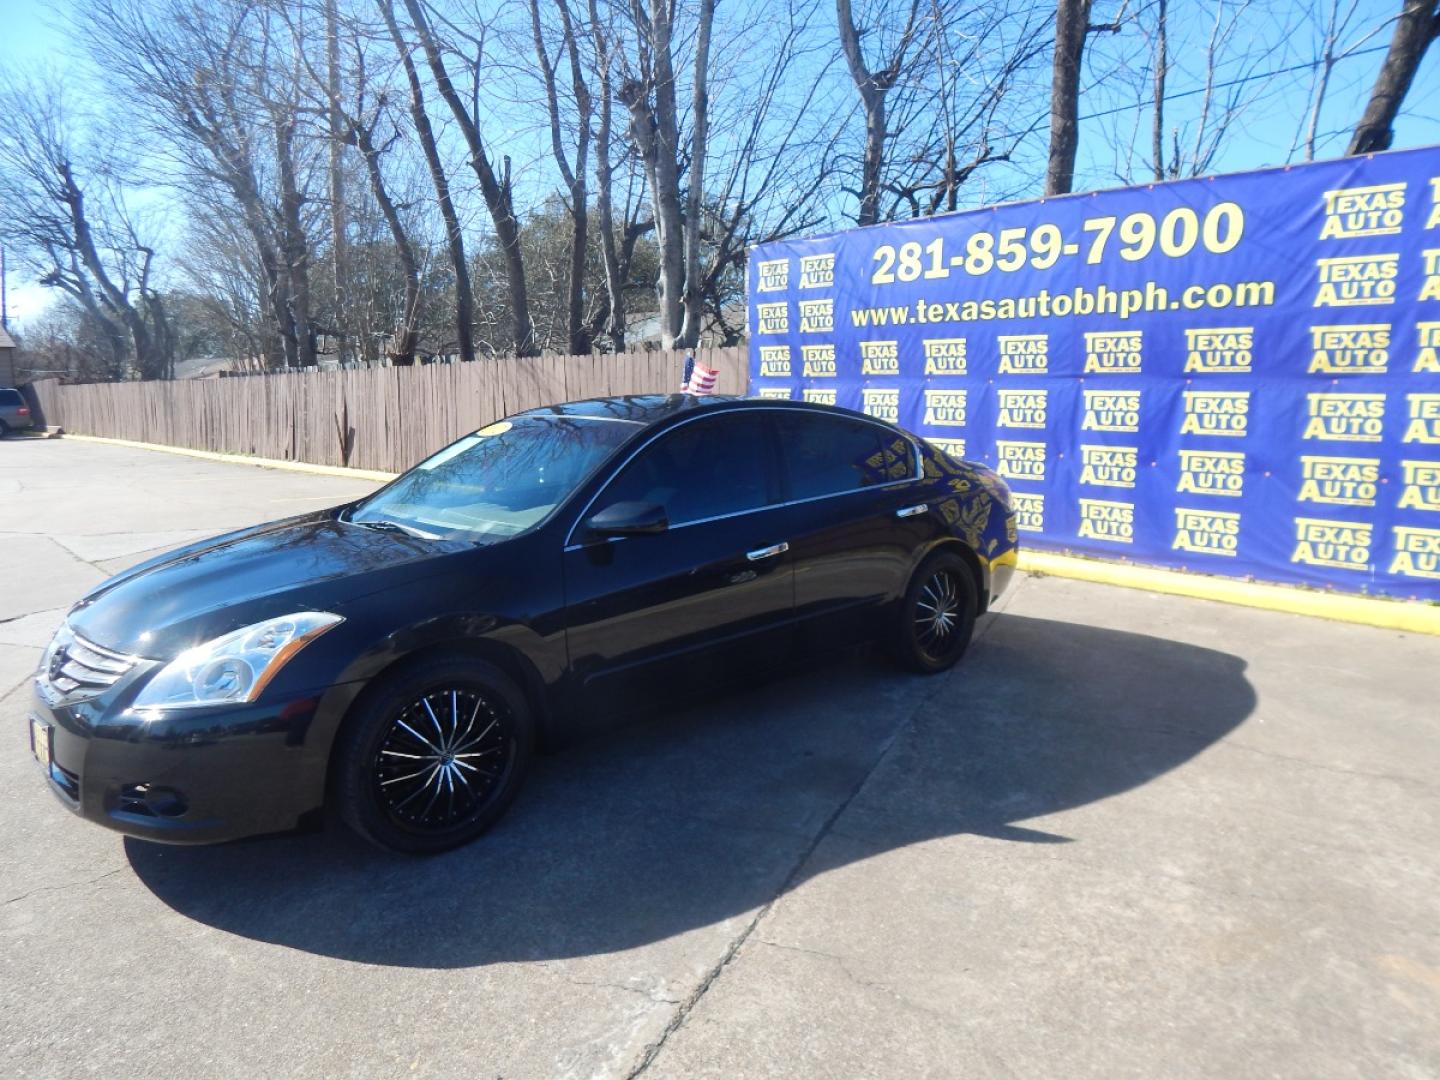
(28, 395), (1018, 853)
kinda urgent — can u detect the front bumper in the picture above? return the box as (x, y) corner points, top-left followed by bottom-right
(28, 681), (332, 845)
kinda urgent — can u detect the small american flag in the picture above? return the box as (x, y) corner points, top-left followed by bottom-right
(682, 354), (719, 395)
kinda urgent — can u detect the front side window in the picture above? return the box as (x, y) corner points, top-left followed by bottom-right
(349, 414), (638, 541)
(775, 412), (899, 500)
(595, 414), (775, 527)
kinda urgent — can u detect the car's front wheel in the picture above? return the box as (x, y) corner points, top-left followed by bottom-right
(893, 551), (979, 674)
(333, 654), (534, 854)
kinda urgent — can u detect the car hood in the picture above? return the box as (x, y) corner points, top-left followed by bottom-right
(68, 511), (472, 658)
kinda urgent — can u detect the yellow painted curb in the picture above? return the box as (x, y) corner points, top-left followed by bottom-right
(1017, 550), (1440, 636)
(60, 434), (399, 483)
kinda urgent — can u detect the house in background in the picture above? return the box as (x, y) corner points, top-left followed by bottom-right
(0, 325), (17, 386)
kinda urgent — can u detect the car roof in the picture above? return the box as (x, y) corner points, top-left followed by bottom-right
(516, 394), (893, 430)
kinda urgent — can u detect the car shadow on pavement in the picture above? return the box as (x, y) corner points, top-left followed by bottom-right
(124, 614), (1256, 968)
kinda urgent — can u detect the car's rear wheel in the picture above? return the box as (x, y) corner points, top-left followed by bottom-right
(334, 654), (534, 854)
(893, 551), (978, 674)
(0, 420), (9, 439)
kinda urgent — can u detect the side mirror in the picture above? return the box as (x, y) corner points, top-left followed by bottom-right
(586, 501), (669, 537)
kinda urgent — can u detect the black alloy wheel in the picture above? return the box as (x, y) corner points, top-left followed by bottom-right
(335, 655), (534, 854)
(374, 687), (512, 829)
(894, 551), (978, 673)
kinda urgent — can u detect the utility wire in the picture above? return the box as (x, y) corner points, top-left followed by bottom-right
(988, 41), (1393, 147)
(1081, 42), (1391, 123)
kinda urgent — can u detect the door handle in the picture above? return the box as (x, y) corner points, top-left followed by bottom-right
(746, 542), (789, 562)
(896, 504), (928, 518)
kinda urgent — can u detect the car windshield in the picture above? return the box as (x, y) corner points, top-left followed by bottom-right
(347, 414), (639, 542)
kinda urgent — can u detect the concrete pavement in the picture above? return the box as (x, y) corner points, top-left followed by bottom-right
(1, 437), (1437, 1079)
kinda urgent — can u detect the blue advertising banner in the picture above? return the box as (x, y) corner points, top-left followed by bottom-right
(747, 146), (1440, 600)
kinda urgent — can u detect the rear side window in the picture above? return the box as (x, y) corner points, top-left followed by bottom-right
(775, 412), (900, 499)
(0, 389), (22, 406)
(598, 413), (775, 526)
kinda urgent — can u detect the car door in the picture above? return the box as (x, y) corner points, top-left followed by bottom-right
(769, 410), (929, 648)
(561, 411), (795, 710)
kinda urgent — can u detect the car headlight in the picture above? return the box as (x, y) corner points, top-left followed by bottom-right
(130, 612), (344, 712)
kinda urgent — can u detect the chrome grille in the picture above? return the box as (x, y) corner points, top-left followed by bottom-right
(38, 625), (138, 705)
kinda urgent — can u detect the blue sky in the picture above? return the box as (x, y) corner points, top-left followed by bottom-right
(3, 0), (64, 58)
(3, 0), (1438, 330)
(3, 0), (69, 325)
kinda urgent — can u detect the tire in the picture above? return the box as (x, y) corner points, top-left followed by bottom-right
(0, 420), (9, 439)
(333, 653), (535, 854)
(892, 551), (979, 674)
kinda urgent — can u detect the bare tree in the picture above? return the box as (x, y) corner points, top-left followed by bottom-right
(176, 197), (275, 367)
(281, 3), (425, 366)
(399, 0), (538, 356)
(678, 0), (716, 348)
(325, 0), (351, 364)
(10, 301), (128, 382)
(835, 0), (921, 227)
(530, 0), (594, 354)
(376, 0), (476, 362)
(331, 34), (424, 364)
(1349, 0), (1440, 154)
(1151, 0), (1167, 180)
(616, 0), (687, 348)
(1156, 0), (1262, 180)
(587, 0), (631, 350)
(80, 0), (328, 370)
(886, 1), (1050, 217)
(1046, 0), (1126, 196)
(1047, 0), (1090, 195)
(268, 17), (318, 369)
(0, 76), (172, 379)
(832, 0), (1048, 223)
(688, 65), (841, 341)
(1285, 0), (1399, 162)
(1087, 0), (1298, 188)
(1174, 0), (1257, 178)
(1298, 0), (1349, 160)
(607, 0), (836, 347)
(349, 124), (422, 365)
(50, 0), (1440, 383)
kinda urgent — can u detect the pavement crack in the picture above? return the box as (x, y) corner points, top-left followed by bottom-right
(43, 535), (113, 573)
(2, 672), (38, 700)
(624, 661), (965, 1078)
(753, 938), (999, 1050)
(753, 937), (850, 963)
(4, 866), (127, 906)
(551, 973), (683, 1006)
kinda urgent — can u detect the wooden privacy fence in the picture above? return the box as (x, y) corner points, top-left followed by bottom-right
(27, 347), (748, 474)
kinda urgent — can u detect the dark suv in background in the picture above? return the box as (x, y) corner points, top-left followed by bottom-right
(0, 388), (34, 437)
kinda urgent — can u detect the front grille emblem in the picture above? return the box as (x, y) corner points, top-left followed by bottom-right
(37, 625), (138, 705)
